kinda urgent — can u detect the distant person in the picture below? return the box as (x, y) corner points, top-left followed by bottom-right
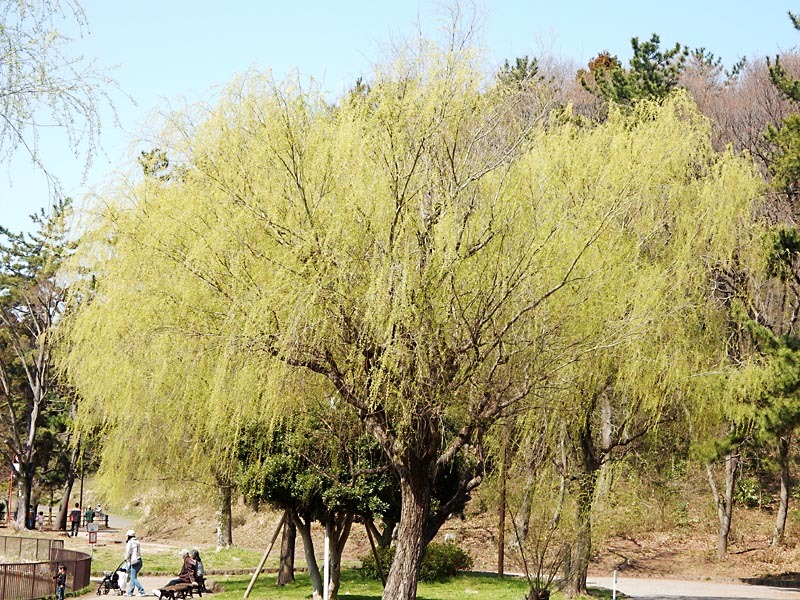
(36, 511), (44, 530)
(191, 549), (205, 592)
(84, 505), (95, 533)
(123, 529), (146, 596)
(96, 503), (103, 516)
(53, 564), (66, 600)
(68, 503), (81, 537)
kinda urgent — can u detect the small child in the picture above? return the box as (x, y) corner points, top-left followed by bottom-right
(36, 511), (44, 530)
(53, 564), (66, 600)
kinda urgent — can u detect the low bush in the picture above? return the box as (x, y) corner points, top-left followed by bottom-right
(359, 541), (473, 582)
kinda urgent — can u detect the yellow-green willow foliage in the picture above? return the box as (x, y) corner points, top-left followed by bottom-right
(59, 43), (761, 596)
(539, 96), (762, 417)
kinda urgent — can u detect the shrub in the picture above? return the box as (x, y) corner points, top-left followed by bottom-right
(358, 545), (394, 581)
(359, 542), (473, 582)
(734, 478), (763, 508)
(419, 542), (473, 581)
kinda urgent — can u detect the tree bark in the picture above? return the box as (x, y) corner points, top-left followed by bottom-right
(325, 512), (354, 600)
(515, 470), (535, 543)
(292, 512), (322, 595)
(382, 470), (432, 600)
(15, 462), (35, 530)
(498, 430), (507, 577)
(56, 443), (80, 531)
(773, 434), (790, 546)
(216, 481), (233, 549)
(706, 453), (739, 559)
(366, 518), (396, 548)
(565, 420), (602, 597)
(277, 509), (296, 586)
(566, 468), (597, 596)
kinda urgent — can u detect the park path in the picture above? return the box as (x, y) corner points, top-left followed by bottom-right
(74, 512), (186, 598)
(587, 575), (800, 600)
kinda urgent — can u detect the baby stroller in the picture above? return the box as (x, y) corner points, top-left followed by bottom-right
(97, 562), (127, 595)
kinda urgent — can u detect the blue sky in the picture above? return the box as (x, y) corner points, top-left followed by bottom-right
(2, 0), (799, 234)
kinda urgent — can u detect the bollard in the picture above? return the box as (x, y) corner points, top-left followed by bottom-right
(612, 569), (617, 600)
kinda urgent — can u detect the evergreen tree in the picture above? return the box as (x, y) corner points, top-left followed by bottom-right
(581, 34), (687, 104)
(0, 198), (75, 529)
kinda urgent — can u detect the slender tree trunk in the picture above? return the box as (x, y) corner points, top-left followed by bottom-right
(594, 394), (614, 499)
(773, 435), (790, 546)
(277, 510), (296, 586)
(56, 443), (80, 531)
(292, 513), (322, 595)
(515, 470), (535, 543)
(382, 470), (432, 600)
(706, 453), (739, 559)
(216, 481), (233, 549)
(326, 513), (354, 600)
(498, 429), (508, 577)
(366, 518), (396, 548)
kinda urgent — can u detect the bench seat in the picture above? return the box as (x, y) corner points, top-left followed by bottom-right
(156, 582), (202, 599)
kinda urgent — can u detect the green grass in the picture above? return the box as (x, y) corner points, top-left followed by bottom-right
(89, 546), (267, 576)
(194, 570), (617, 600)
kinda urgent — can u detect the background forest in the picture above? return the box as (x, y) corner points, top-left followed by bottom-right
(5, 3), (800, 600)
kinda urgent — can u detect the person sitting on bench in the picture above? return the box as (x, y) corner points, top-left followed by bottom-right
(154, 549), (199, 598)
(190, 549), (205, 593)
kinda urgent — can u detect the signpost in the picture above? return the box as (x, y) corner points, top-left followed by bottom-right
(88, 522), (98, 556)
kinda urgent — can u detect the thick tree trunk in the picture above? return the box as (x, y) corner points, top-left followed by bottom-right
(293, 513), (322, 595)
(565, 422), (601, 598)
(382, 472), (431, 600)
(15, 465), (34, 530)
(706, 453), (739, 559)
(215, 481), (233, 549)
(566, 470), (596, 597)
(773, 435), (790, 546)
(277, 510), (296, 586)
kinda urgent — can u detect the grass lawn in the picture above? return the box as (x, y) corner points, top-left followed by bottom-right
(89, 545), (268, 575)
(195, 570), (614, 600)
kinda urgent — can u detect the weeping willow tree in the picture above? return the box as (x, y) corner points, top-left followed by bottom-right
(59, 35), (763, 600)
(520, 98), (763, 594)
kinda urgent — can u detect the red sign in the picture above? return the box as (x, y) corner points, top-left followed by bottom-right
(88, 531), (97, 544)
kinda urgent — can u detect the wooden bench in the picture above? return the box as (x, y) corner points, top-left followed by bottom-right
(156, 582), (202, 599)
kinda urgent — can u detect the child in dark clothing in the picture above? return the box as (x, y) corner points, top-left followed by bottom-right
(53, 564), (66, 600)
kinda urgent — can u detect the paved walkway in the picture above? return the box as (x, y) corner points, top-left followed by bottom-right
(74, 513), (184, 598)
(587, 576), (800, 599)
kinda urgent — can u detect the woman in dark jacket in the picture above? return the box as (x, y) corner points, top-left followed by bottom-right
(164, 549), (196, 586)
